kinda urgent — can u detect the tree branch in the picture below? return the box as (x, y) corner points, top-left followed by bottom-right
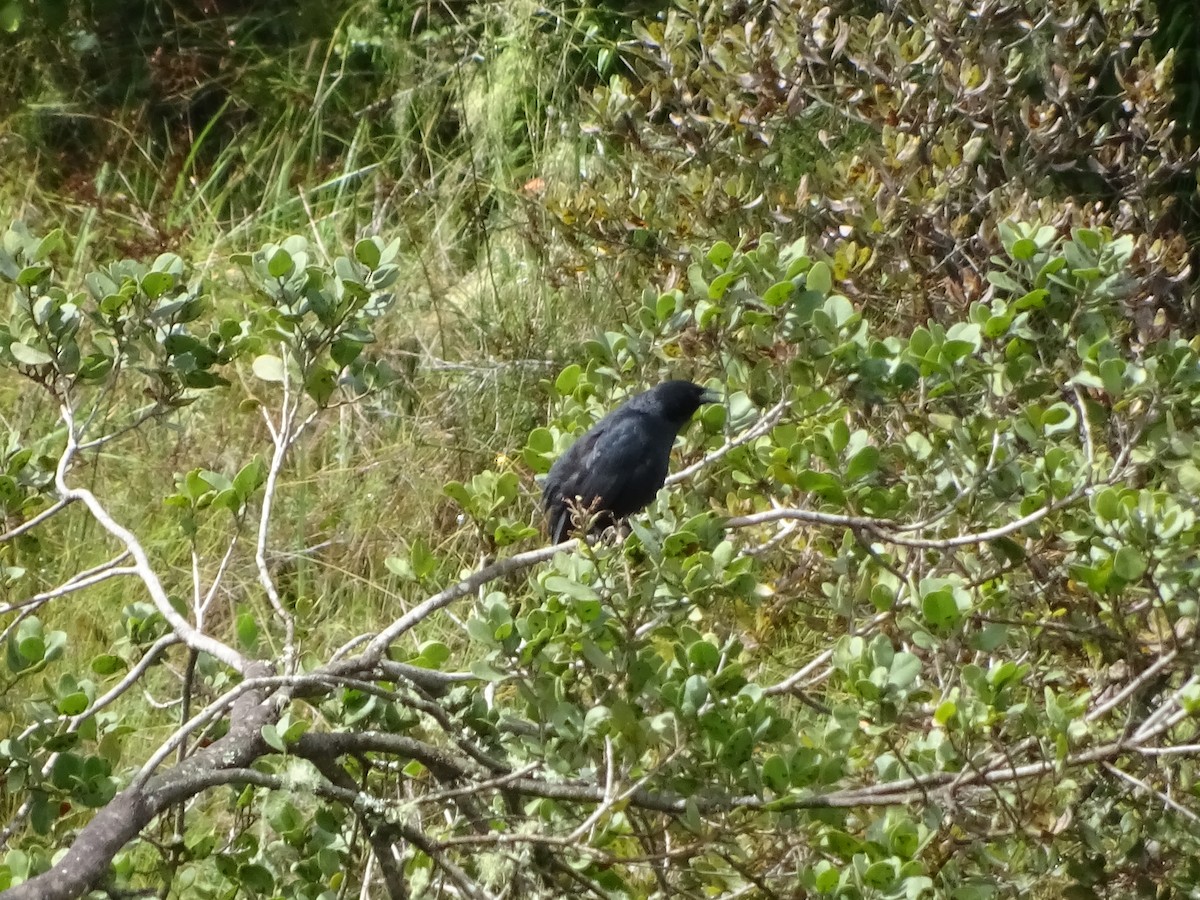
(54, 403), (249, 675)
(2, 674), (273, 900)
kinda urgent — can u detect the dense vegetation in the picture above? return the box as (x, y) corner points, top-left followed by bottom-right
(1, 0), (1199, 898)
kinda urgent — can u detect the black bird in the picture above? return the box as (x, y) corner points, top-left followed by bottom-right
(542, 380), (720, 543)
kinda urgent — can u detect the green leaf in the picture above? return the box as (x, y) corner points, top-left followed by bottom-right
(199, 470), (234, 492)
(554, 365), (582, 395)
(1073, 228), (1101, 251)
(575, 598), (602, 623)
(934, 700), (957, 725)
(655, 291), (679, 321)
(267, 248), (293, 278)
(719, 726), (753, 768)
(1099, 357), (1125, 397)
(525, 426), (554, 456)
(56, 692), (89, 716)
(1014, 288), (1049, 310)
(987, 270), (1022, 293)
(183, 370), (224, 389)
(806, 260), (832, 295)
(584, 705), (612, 736)
(410, 539), (437, 579)
(1010, 238), (1037, 261)
(304, 367), (336, 405)
(813, 862), (840, 892)
(544, 576), (599, 602)
(331, 338), (364, 368)
(889, 652), (921, 688)
(682, 674), (709, 714)
(252, 354), (286, 383)
(9, 342), (53, 366)
(233, 457), (267, 498)
(443, 481), (471, 509)
(845, 446), (879, 481)
(50, 753), (81, 790)
(863, 861), (896, 889)
(0, 3), (24, 34)
(281, 719), (309, 743)
(236, 613), (259, 649)
(470, 660), (507, 681)
(762, 280), (795, 307)
(921, 589), (961, 628)
(983, 313), (1012, 338)
(466, 618), (494, 645)
(1113, 546), (1146, 582)
(90, 654), (124, 676)
(945, 322), (982, 356)
(580, 638), (612, 670)
(1092, 488), (1122, 522)
(1041, 402), (1077, 436)
(761, 754), (789, 793)
(238, 863), (275, 894)
(28, 791), (55, 834)
(353, 239), (381, 269)
(7, 636), (28, 673)
(708, 271), (736, 300)
(416, 641), (450, 668)
(261, 724), (286, 752)
(706, 241), (734, 268)
(140, 271), (175, 299)
(824, 294), (855, 327)
(17, 634), (45, 664)
(43, 630), (66, 664)
(16, 265), (49, 287)
(796, 470), (845, 503)
(686, 640), (720, 672)
(33, 229), (65, 261)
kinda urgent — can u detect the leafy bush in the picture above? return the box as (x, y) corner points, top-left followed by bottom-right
(3, 218), (1200, 898)
(552, 0), (1197, 332)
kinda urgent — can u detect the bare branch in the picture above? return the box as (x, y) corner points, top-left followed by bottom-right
(76, 402), (168, 452)
(1102, 761), (1200, 827)
(765, 611), (891, 696)
(197, 534), (239, 626)
(253, 365), (321, 674)
(667, 394), (791, 485)
(1086, 648), (1178, 723)
(1133, 672), (1200, 743)
(724, 507), (887, 533)
(0, 497), (73, 544)
(54, 403), (249, 675)
(305, 755), (408, 900)
(0, 553), (133, 621)
(353, 541), (573, 664)
(2, 673), (273, 900)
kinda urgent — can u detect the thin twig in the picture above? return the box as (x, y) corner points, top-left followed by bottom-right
(667, 394), (790, 485)
(55, 404), (248, 675)
(1103, 761), (1200, 826)
(0, 497), (73, 544)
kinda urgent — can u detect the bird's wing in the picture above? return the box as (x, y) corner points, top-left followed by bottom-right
(544, 412), (671, 541)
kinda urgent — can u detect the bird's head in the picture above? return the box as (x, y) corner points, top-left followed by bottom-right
(643, 379), (721, 427)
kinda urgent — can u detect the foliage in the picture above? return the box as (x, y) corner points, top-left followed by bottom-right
(549, 0), (1197, 331)
(1, 0), (1199, 898)
(2, 217), (1200, 898)
(3, 0), (1195, 364)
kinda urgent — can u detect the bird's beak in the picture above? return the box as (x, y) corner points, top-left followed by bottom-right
(700, 388), (722, 405)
